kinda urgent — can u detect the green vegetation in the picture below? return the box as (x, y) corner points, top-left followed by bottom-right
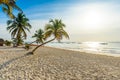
(29, 19), (69, 54)
(1, 1), (69, 55)
(7, 13), (32, 46)
(4, 40), (11, 46)
(24, 43), (31, 50)
(12, 37), (24, 47)
(0, 0), (22, 18)
(32, 29), (45, 44)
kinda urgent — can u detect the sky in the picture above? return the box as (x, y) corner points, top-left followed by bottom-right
(0, 0), (120, 42)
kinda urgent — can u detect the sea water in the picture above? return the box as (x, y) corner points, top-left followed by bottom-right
(45, 42), (120, 57)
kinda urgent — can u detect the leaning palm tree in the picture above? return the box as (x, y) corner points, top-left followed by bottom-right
(0, 0), (22, 18)
(7, 13), (32, 46)
(32, 29), (45, 44)
(30, 19), (69, 54)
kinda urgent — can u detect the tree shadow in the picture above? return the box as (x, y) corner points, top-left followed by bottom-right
(0, 46), (24, 49)
(0, 53), (32, 70)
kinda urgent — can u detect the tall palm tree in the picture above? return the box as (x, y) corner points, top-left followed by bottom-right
(31, 19), (69, 54)
(0, 0), (22, 18)
(32, 29), (45, 44)
(7, 13), (32, 46)
(12, 36), (23, 46)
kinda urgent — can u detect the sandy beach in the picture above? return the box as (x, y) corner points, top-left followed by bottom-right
(0, 46), (120, 80)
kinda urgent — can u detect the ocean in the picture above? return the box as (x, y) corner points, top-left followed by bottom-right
(45, 42), (120, 57)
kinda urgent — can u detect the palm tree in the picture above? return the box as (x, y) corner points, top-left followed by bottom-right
(32, 29), (45, 44)
(0, 0), (22, 18)
(16, 35), (24, 45)
(7, 13), (32, 46)
(30, 19), (69, 54)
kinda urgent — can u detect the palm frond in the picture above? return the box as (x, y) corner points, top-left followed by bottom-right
(11, 28), (18, 38)
(7, 13), (31, 44)
(45, 24), (53, 30)
(21, 28), (27, 39)
(32, 29), (45, 43)
(59, 29), (69, 39)
(2, 5), (15, 18)
(11, 4), (22, 12)
(1, 0), (22, 19)
(7, 20), (13, 25)
(45, 19), (69, 41)
(44, 30), (53, 39)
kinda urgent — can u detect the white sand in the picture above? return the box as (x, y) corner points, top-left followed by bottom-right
(0, 46), (120, 80)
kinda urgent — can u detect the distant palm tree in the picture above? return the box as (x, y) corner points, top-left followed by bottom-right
(0, 0), (22, 18)
(7, 13), (32, 46)
(12, 37), (23, 47)
(32, 29), (45, 44)
(31, 19), (69, 54)
(16, 36), (24, 46)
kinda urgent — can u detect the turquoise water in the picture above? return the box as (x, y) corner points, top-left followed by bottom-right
(46, 42), (120, 56)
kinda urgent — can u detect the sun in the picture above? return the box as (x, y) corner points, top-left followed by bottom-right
(82, 7), (105, 30)
(85, 10), (103, 26)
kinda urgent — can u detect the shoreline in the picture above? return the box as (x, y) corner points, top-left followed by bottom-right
(30, 43), (120, 57)
(44, 46), (120, 57)
(0, 45), (120, 57)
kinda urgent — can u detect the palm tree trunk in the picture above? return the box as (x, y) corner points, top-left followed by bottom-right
(31, 38), (55, 54)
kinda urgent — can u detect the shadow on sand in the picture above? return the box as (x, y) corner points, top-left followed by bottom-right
(0, 46), (24, 49)
(0, 52), (32, 70)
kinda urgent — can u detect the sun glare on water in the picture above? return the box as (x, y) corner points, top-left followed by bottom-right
(82, 42), (101, 52)
(87, 42), (100, 48)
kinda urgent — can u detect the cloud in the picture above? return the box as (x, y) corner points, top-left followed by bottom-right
(0, 24), (11, 40)
(0, 1), (120, 42)
(65, 2), (120, 41)
(18, 2), (120, 41)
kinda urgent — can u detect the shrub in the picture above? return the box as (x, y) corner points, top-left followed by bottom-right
(24, 43), (31, 50)
(4, 40), (12, 46)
